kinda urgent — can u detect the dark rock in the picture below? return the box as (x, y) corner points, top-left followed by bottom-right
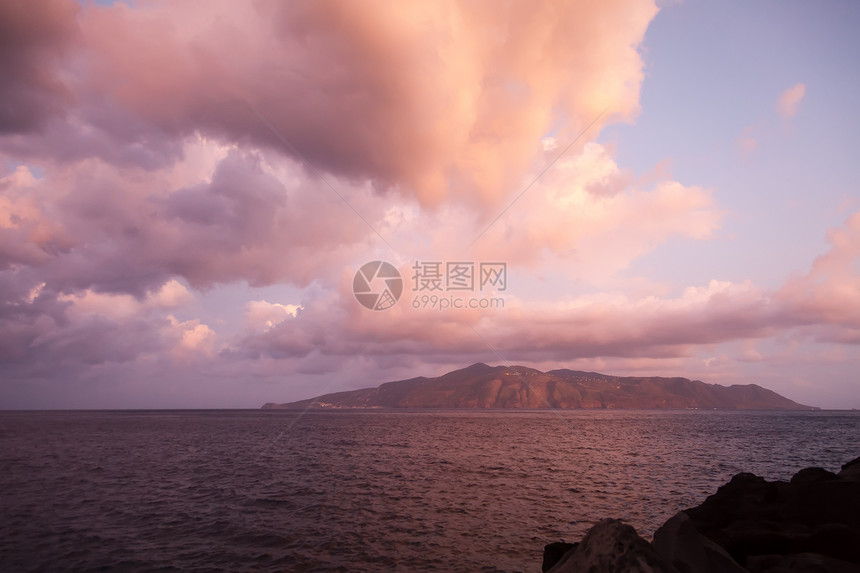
(788, 480), (860, 529)
(543, 455), (860, 572)
(841, 456), (860, 471)
(546, 519), (679, 573)
(789, 467), (838, 486)
(838, 456), (860, 482)
(682, 458), (860, 567)
(685, 473), (788, 535)
(542, 541), (576, 572)
(804, 523), (860, 564)
(653, 511), (747, 573)
(746, 552), (859, 573)
(731, 472), (767, 485)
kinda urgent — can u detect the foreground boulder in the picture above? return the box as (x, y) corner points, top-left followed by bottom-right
(680, 456), (860, 571)
(652, 511), (747, 573)
(545, 519), (678, 573)
(544, 456), (860, 573)
(542, 541), (576, 572)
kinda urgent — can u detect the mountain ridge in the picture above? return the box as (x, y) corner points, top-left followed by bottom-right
(262, 363), (817, 411)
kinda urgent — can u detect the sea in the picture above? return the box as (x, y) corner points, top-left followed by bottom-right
(1, 409), (858, 572)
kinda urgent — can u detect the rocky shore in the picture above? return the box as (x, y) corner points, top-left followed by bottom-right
(542, 456), (860, 573)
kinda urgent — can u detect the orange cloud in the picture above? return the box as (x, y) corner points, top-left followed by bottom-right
(75, 0), (658, 208)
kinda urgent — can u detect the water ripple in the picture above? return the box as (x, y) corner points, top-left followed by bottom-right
(0, 409), (857, 572)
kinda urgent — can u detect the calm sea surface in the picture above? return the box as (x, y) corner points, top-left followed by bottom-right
(1, 410), (858, 572)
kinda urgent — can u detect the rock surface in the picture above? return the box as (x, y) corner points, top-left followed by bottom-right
(543, 456), (860, 573)
(542, 541), (576, 572)
(653, 511), (747, 573)
(546, 519), (678, 573)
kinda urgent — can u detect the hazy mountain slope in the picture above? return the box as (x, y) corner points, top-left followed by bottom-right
(262, 364), (816, 410)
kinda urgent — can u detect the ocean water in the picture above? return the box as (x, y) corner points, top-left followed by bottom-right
(1, 410), (858, 572)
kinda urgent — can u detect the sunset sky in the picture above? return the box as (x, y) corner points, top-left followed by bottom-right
(2, 0), (859, 409)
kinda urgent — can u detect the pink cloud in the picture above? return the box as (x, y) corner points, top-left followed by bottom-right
(464, 143), (723, 277)
(776, 83), (806, 118)
(227, 208), (860, 376)
(3, 1), (858, 409)
(1, 147), (382, 297)
(0, 0), (79, 134)
(776, 209), (860, 340)
(3, 0), (658, 208)
(736, 125), (758, 156)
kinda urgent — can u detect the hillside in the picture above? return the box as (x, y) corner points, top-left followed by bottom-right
(262, 363), (817, 410)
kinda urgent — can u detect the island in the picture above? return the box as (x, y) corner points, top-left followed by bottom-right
(262, 363), (816, 410)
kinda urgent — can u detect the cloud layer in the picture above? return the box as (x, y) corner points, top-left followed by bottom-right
(1, 1), (858, 408)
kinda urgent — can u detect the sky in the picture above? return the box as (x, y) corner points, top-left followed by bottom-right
(2, 0), (859, 409)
